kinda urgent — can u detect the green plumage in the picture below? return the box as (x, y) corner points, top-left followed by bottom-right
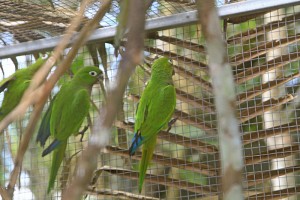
(129, 57), (176, 193)
(0, 56), (47, 121)
(37, 66), (103, 193)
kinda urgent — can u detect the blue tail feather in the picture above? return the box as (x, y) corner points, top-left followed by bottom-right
(129, 132), (143, 156)
(42, 139), (61, 157)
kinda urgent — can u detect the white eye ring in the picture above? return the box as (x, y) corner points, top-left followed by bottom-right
(41, 54), (48, 59)
(168, 59), (172, 64)
(89, 71), (98, 76)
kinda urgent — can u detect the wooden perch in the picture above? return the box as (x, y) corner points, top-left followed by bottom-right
(227, 12), (300, 44)
(244, 145), (300, 166)
(105, 146), (217, 176)
(86, 187), (159, 200)
(237, 72), (300, 105)
(246, 165), (300, 187)
(242, 120), (300, 145)
(239, 94), (294, 123)
(99, 166), (218, 195)
(114, 121), (218, 154)
(235, 51), (300, 84)
(247, 186), (300, 200)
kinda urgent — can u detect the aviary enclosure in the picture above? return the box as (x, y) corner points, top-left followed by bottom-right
(0, 0), (299, 199)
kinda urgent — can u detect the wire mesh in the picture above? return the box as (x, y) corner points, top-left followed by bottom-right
(0, 0), (299, 199)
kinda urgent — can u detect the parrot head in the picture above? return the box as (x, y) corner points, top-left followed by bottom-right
(151, 57), (174, 77)
(73, 66), (104, 85)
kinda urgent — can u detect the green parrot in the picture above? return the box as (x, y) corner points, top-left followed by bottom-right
(129, 57), (176, 193)
(36, 66), (103, 193)
(0, 56), (47, 122)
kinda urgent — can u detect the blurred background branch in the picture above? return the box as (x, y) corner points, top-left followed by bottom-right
(196, 1), (244, 199)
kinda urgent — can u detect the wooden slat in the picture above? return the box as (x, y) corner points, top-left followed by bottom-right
(235, 52), (300, 84)
(99, 166), (218, 195)
(237, 72), (300, 105)
(128, 94), (217, 134)
(242, 121), (299, 145)
(227, 12), (300, 44)
(245, 145), (300, 166)
(105, 146), (217, 176)
(114, 121), (218, 154)
(239, 94), (294, 123)
(247, 186), (300, 200)
(246, 166), (300, 187)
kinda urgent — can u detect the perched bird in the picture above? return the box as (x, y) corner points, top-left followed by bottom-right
(129, 57), (176, 193)
(36, 66), (103, 193)
(0, 56), (47, 122)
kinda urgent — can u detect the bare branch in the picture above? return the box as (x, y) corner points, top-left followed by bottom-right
(0, 0), (94, 132)
(196, 1), (244, 199)
(62, 1), (147, 199)
(4, 0), (110, 197)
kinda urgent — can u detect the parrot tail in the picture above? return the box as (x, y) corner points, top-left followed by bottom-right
(47, 141), (67, 193)
(42, 139), (61, 157)
(138, 135), (157, 193)
(129, 131), (143, 156)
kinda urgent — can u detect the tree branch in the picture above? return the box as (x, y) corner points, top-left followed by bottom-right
(196, 1), (244, 199)
(61, 1), (147, 199)
(2, 0), (110, 198)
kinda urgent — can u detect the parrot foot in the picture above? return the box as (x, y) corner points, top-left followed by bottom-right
(78, 125), (89, 142)
(166, 118), (178, 133)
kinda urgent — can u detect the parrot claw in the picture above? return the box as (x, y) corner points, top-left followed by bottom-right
(167, 118), (178, 132)
(78, 125), (89, 142)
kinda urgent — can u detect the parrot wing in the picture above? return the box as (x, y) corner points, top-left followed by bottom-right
(129, 84), (176, 155)
(36, 95), (56, 147)
(142, 84), (176, 137)
(0, 75), (15, 93)
(52, 87), (90, 141)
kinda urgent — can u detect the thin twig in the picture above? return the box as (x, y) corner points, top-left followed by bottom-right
(114, 121), (218, 154)
(106, 146), (216, 176)
(86, 187), (159, 200)
(100, 166), (217, 195)
(0, 0), (94, 133)
(4, 0), (104, 197)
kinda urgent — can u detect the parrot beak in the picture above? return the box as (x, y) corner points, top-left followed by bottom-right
(97, 73), (104, 81)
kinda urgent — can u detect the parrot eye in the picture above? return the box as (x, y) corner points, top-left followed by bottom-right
(41, 54), (48, 59)
(168, 59), (173, 64)
(89, 71), (98, 77)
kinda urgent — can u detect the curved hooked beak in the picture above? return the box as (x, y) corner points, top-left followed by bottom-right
(97, 73), (104, 81)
